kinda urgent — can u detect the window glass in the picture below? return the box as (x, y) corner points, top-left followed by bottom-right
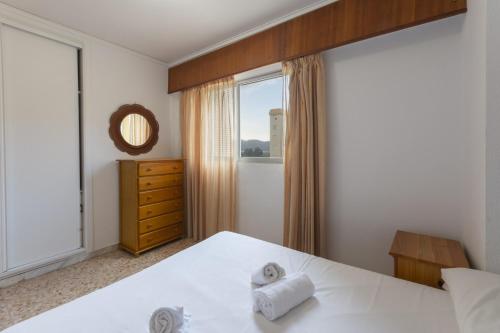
(239, 75), (284, 159)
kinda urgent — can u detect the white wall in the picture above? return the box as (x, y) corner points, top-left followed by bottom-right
(324, 14), (484, 274)
(461, 0), (487, 270)
(237, 162), (284, 245)
(86, 41), (179, 251)
(485, 0), (500, 274)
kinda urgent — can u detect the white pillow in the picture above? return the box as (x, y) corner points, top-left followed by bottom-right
(442, 268), (500, 333)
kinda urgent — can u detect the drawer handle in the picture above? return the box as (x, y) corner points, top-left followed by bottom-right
(146, 238), (153, 243)
(147, 210), (152, 215)
(146, 196), (152, 201)
(146, 168), (152, 172)
(146, 224), (152, 230)
(146, 182), (152, 186)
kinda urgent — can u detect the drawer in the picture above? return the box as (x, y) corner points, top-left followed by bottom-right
(139, 211), (183, 234)
(139, 199), (183, 220)
(139, 223), (183, 249)
(139, 186), (183, 206)
(138, 174), (183, 191)
(138, 161), (183, 177)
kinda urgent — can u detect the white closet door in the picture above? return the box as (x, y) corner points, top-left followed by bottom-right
(2, 26), (81, 269)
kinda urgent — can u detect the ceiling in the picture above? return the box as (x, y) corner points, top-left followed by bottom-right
(0, 0), (328, 63)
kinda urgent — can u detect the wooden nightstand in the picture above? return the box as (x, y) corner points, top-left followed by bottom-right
(389, 230), (469, 288)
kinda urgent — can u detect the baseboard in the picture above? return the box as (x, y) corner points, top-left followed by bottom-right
(0, 244), (119, 288)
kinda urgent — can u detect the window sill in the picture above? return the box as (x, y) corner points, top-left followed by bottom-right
(238, 157), (283, 164)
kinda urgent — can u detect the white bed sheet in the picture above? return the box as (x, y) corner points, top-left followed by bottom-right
(2, 232), (459, 333)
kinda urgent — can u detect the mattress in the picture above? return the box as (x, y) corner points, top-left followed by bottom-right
(2, 232), (460, 332)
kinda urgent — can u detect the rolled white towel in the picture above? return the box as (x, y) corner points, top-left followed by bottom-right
(149, 306), (185, 333)
(253, 272), (315, 321)
(251, 262), (286, 286)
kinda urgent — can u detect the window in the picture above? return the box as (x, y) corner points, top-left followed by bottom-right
(238, 73), (284, 161)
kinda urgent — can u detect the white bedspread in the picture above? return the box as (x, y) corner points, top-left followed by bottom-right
(2, 232), (459, 332)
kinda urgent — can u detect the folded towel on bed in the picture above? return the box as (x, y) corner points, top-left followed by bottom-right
(149, 306), (186, 333)
(252, 272), (315, 321)
(251, 262), (286, 286)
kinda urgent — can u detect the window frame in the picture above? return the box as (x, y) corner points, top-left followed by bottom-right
(236, 71), (284, 164)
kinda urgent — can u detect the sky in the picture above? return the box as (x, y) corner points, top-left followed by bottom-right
(239, 76), (283, 141)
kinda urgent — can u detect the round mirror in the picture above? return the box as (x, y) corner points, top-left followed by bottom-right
(119, 113), (152, 146)
(109, 104), (159, 155)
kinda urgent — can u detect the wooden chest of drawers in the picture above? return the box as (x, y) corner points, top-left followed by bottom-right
(118, 159), (184, 255)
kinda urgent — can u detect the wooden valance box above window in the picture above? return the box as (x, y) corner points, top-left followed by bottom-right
(168, 0), (467, 93)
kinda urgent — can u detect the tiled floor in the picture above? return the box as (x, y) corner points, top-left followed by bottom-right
(0, 238), (195, 330)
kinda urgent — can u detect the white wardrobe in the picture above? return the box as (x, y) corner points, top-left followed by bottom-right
(0, 25), (82, 275)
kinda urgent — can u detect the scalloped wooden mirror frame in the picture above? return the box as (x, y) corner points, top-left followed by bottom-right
(108, 104), (159, 155)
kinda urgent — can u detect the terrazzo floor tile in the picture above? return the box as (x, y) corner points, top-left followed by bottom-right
(0, 238), (195, 330)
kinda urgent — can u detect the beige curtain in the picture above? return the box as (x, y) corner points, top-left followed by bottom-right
(282, 54), (326, 257)
(181, 77), (236, 241)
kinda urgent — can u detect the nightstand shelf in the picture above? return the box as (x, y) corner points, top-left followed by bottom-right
(389, 230), (469, 288)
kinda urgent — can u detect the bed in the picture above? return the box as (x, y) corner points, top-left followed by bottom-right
(2, 231), (460, 332)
